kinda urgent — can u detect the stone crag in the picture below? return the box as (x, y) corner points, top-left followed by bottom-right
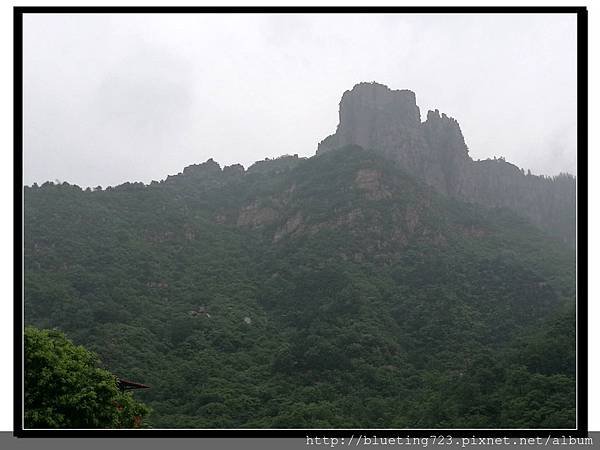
(317, 82), (576, 245)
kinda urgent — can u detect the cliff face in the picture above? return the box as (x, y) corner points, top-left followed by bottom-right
(317, 82), (575, 245)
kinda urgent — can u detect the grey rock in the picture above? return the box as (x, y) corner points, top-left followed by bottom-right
(318, 82), (575, 245)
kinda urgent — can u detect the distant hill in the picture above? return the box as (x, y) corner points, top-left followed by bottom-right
(318, 82), (576, 246)
(24, 143), (575, 428)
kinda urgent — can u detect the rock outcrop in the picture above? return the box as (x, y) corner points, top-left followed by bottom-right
(318, 82), (576, 245)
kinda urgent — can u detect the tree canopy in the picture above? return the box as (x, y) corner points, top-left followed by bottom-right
(24, 326), (150, 428)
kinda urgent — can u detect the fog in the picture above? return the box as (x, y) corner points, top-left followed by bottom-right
(23, 13), (577, 187)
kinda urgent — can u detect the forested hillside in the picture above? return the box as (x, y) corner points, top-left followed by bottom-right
(24, 146), (575, 428)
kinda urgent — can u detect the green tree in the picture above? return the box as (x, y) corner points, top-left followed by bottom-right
(24, 326), (150, 428)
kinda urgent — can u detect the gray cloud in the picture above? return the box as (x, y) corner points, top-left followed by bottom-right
(23, 13), (577, 187)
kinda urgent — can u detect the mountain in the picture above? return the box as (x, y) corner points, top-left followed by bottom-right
(23, 85), (576, 429)
(318, 82), (576, 246)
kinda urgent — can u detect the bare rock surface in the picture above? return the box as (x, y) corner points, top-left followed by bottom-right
(318, 82), (575, 245)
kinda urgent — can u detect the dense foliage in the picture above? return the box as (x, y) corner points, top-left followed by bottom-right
(24, 146), (576, 428)
(24, 326), (150, 428)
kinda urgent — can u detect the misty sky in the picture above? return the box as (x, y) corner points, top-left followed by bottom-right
(23, 13), (577, 187)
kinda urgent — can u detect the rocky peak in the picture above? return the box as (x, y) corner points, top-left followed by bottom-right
(338, 82), (421, 129)
(421, 109), (470, 194)
(318, 82), (470, 196)
(223, 164), (245, 177)
(316, 82), (575, 245)
(423, 115), (468, 164)
(319, 82), (422, 154)
(423, 109), (465, 144)
(182, 158), (222, 177)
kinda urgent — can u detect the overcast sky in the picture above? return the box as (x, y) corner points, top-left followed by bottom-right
(23, 13), (577, 187)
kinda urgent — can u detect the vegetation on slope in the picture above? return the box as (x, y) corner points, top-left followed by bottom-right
(24, 146), (575, 428)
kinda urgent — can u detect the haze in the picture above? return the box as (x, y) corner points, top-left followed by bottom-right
(23, 13), (577, 188)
